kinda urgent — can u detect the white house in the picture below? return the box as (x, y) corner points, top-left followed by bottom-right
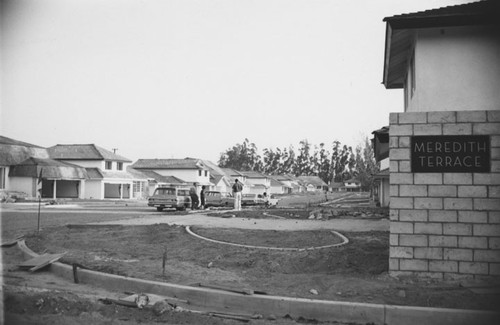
(239, 171), (271, 194)
(382, 0), (500, 278)
(383, 1), (500, 112)
(131, 158), (213, 195)
(343, 178), (361, 192)
(48, 144), (143, 200)
(297, 176), (329, 192)
(1, 136), (87, 200)
(371, 126), (390, 207)
(268, 177), (288, 195)
(221, 168), (250, 193)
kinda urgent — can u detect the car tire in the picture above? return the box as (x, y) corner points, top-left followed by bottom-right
(156, 207), (164, 212)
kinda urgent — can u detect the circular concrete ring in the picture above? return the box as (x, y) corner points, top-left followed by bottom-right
(185, 226), (349, 251)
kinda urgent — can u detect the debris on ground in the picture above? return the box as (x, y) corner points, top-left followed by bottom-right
(18, 252), (67, 272)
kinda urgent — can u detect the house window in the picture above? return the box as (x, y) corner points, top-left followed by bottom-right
(105, 161), (112, 170)
(133, 181), (143, 193)
(117, 162), (123, 171)
(0, 167), (5, 189)
(198, 170), (202, 176)
(204, 170), (208, 177)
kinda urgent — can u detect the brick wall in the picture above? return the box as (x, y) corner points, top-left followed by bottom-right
(389, 110), (500, 280)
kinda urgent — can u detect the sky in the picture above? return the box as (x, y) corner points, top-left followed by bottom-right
(1, 0), (474, 163)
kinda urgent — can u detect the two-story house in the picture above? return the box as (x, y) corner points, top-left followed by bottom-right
(371, 126), (390, 207)
(239, 171), (271, 195)
(48, 144), (141, 200)
(131, 158), (213, 194)
(1, 136), (88, 200)
(382, 0), (500, 278)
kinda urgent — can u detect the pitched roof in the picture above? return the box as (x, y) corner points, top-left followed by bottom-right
(269, 177), (286, 187)
(383, 0), (499, 29)
(131, 158), (206, 170)
(0, 135), (49, 165)
(0, 135), (44, 148)
(297, 176), (328, 187)
(9, 157), (88, 179)
(240, 170), (267, 178)
(85, 167), (148, 180)
(221, 168), (244, 177)
(383, 0), (500, 89)
(135, 170), (187, 184)
(48, 144), (131, 162)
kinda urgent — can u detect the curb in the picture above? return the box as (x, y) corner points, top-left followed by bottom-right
(16, 241), (500, 325)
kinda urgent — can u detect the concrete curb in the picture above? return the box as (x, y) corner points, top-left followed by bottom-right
(16, 241), (500, 325)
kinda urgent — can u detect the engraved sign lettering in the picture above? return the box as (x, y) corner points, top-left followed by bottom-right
(411, 136), (490, 173)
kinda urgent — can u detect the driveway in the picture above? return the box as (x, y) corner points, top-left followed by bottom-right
(90, 213), (389, 232)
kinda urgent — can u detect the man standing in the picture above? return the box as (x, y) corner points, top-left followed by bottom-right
(189, 182), (199, 210)
(232, 179), (243, 211)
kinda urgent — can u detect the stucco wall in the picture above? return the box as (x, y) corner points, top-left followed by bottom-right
(389, 110), (500, 279)
(407, 26), (500, 112)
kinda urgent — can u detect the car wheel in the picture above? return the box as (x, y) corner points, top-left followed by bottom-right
(156, 207), (164, 212)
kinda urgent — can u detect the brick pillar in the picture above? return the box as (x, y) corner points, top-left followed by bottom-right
(389, 110), (500, 280)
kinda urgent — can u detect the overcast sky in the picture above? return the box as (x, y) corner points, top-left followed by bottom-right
(1, 0), (473, 163)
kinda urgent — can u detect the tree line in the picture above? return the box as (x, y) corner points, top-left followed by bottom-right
(218, 138), (379, 191)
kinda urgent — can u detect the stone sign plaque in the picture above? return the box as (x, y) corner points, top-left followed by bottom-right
(411, 135), (490, 173)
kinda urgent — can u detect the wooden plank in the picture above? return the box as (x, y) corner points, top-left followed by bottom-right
(18, 253), (66, 271)
(18, 254), (51, 268)
(29, 252), (66, 272)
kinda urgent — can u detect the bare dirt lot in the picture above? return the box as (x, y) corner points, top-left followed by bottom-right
(4, 204), (500, 324)
(20, 209), (499, 312)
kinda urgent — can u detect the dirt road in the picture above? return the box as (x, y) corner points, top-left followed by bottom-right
(90, 212), (389, 232)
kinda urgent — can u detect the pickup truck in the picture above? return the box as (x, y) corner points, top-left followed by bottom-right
(148, 187), (191, 212)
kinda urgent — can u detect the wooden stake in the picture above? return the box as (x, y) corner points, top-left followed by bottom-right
(162, 247), (167, 276)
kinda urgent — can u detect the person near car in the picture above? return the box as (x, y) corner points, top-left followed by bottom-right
(189, 182), (199, 210)
(200, 185), (206, 209)
(263, 192), (269, 208)
(232, 179), (243, 211)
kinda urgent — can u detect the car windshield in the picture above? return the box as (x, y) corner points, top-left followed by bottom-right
(177, 190), (189, 196)
(155, 188), (175, 195)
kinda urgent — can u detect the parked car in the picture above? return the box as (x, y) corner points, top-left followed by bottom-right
(241, 193), (280, 207)
(148, 187), (191, 212)
(204, 191), (234, 207)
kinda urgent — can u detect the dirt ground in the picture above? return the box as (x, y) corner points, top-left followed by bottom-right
(4, 206), (500, 324)
(20, 208), (500, 311)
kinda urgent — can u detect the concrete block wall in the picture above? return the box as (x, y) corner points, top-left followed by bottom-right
(389, 110), (500, 280)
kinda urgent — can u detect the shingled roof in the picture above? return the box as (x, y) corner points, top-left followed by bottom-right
(0, 135), (49, 166)
(48, 144), (131, 162)
(131, 158), (206, 170)
(9, 157), (88, 179)
(383, 0), (499, 29)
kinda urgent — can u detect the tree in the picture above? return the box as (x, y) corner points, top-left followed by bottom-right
(330, 141), (353, 183)
(354, 137), (379, 191)
(218, 138), (262, 171)
(294, 140), (314, 176)
(316, 143), (331, 184)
